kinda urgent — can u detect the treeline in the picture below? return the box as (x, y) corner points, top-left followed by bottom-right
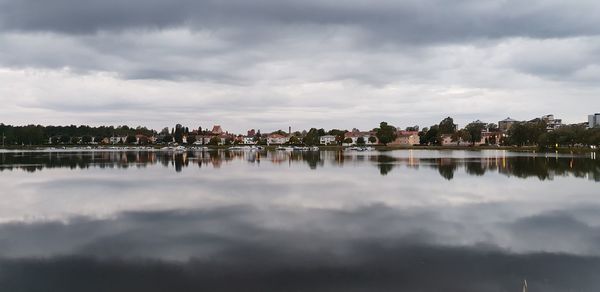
(512, 123), (600, 148)
(0, 124), (156, 145)
(417, 117), (600, 148)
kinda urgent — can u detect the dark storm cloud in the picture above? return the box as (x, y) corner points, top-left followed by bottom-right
(1, 0), (600, 42)
(1, 205), (600, 291)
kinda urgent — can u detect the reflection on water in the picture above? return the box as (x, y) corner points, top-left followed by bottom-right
(0, 150), (599, 291)
(1, 149), (599, 181)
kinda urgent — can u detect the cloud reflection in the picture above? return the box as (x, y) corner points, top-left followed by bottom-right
(0, 205), (600, 291)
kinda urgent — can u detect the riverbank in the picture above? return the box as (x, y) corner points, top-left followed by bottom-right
(1, 144), (597, 153)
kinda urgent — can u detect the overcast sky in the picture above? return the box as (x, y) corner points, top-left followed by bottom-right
(1, 0), (599, 132)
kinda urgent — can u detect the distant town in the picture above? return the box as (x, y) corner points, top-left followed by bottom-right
(1, 113), (600, 149)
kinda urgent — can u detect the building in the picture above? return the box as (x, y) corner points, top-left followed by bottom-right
(242, 136), (256, 144)
(268, 134), (289, 145)
(541, 114), (562, 131)
(498, 117), (518, 132)
(211, 125), (224, 135)
(390, 131), (420, 146)
(589, 113), (600, 128)
(319, 135), (337, 145)
(110, 136), (127, 144)
(343, 129), (376, 145)
(135, 134), (150, 144)
(441, 134), (458, 146)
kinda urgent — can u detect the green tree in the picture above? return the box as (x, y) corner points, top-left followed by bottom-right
(288, 136), (301, 145)
(126, 135), (137, 144)
(343, 137), (353, 144)
(375, 122), (397, 146)
(328, 129), (348, 145)
(439, 117), (457, 134)
(208, 137), (221, 145)
(81, 135), (93, 144)
(464, 122), (486, 145)
(302, 128), (322, 146)
(423, 125), (440, 145)
(59, 136), (71, 144)
(356, 137), (366, 145)
(368, 136), (377, 144)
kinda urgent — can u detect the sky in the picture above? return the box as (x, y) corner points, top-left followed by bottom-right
(1, 0), (599, 133)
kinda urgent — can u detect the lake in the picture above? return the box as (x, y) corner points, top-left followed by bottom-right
(0, 149), (599, 291)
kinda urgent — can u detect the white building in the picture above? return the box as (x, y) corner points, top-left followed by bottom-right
(267, 134), (289, 145)
(589, 113), (600, 128)
(110, 136), (126, 144)
(242, 136), (256, 144)
(319, 135), (337, 145)
(542, 114), (563, 131)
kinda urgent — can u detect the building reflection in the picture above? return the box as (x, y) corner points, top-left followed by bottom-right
(1, 150), (599, 181)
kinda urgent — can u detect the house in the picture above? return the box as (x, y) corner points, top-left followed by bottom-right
(482, 131), (502, 145)
(319, 135), (337, 145)
(268, 134), (289, 145)
(110, 136), (125, 144)
(343, 129), (376, 145)
(135, 134), (150, 145)
(498, 117), (518, 132)
(441, 134), (459, 146)
(243, 136), (256, 144)
(589, 113), (600, 128)
(391, 131), (420, 146)
(194, 135), (212, 145)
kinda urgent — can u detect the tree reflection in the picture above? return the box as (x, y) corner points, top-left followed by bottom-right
(1, 150), (598, 181)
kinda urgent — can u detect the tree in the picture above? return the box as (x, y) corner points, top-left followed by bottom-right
(187, 135), (197, 145)
(438, 117), (457, 134)
(343, 137), (353, 144)
(302, 128), (322, 146)
(487, 123), (499, 132)
(81, 135), (93, 144)
(162, 135), (174, 144)
(328, 129), (348, 145)
(208, 137), (221, 145)
(59, 135), (71, 144)
(174, 124), (184, 144)
(253, 130), (261, 142)
(137, 136), (149, 145)
(508, 120), (547, 146)
(356, 137), (366, 145)
(368, 136), (377, 144)
(464, 122), (486, 145)
(375, 122), (397, 145)
(423, 125), (440, 145)
(126, 135), (137, 144)
(288, 136), (301, 145)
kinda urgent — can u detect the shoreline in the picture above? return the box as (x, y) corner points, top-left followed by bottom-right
(0, 145), (597, 154)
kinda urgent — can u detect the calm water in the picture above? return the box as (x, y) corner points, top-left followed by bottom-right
(0, 149), (599, 292)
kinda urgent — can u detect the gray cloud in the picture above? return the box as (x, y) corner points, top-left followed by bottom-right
(2, 0), (600, 41)
(0, 0), (599, 130)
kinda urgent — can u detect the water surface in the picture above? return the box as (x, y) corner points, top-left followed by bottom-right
(0, 149), (599, 291)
